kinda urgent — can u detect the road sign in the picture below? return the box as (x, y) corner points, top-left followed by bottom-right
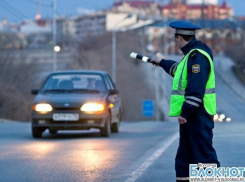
(143, 100), (154, 117)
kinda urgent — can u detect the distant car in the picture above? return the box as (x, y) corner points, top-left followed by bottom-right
(31, 70), (122, 138)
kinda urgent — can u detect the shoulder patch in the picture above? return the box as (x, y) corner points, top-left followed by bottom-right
(192, 64), (200, 73)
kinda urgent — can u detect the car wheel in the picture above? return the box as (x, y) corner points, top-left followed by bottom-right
(100, 115), (111, 137)
(49, 129), (57, 135)
(111, 122), (119, 133)
(32, 127), (42, 138)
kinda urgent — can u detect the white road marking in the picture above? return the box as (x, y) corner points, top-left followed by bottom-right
(125, 132), (179, 182)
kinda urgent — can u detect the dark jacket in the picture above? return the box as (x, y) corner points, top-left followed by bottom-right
(160, 38), (213, 119)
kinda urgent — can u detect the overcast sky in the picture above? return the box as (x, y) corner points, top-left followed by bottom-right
(0, 0), (244, 23)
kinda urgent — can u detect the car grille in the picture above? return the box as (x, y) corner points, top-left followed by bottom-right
(53, 107), (80, 111)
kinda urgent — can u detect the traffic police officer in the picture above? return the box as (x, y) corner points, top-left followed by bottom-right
(150, 21), (220, 182)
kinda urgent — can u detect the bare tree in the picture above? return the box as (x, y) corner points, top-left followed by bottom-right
(0, 51), (40, 121)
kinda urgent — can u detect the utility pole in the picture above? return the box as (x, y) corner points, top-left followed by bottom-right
(52, 0), (57, 72)
(154, 67), (160, 121)
(243, 29), (245, 51)
(243, 21), (245, 50)
(112, 30), (116, 83)
(111, 14), (133, 83)
(141, 26), (146, 55)
(36, 0), (41, 19)
(162, 17), (168, 121)
(201, 0), (205, 27)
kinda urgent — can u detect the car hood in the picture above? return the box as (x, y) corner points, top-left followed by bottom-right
(33, 93), (107, 108)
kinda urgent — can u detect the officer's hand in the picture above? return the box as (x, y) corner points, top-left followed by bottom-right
(150, 57), (162, 66)
(178, 116), (187, 124)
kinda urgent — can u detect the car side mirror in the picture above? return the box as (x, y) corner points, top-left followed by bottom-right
(109, 89), (119, 95)
(31, 89), (39, 95)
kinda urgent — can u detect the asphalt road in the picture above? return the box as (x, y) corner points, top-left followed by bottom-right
(0, 121), (179, 182)
(0, 56), (245, 182)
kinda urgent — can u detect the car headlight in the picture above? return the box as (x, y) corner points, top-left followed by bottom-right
(33, 103), (53, 113)
(80, 103), (104, 112)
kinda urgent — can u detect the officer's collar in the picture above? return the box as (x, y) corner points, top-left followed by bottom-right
(181, 38), (197, 55)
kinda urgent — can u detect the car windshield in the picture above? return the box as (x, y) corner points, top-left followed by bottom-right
(41, 74), (106, 93)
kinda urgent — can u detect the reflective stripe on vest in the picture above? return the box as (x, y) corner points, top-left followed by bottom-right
(172, 88), (215, 95)
(169, 48), (216, 116)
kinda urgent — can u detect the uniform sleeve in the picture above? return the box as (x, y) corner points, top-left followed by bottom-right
(159, 59), (178, 77)
(180, 52), (211, 119)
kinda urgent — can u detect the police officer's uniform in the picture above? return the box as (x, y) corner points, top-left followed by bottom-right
(159, 21), (220, 182)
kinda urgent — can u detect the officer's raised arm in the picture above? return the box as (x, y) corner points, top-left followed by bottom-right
(150, 57), (178, 77)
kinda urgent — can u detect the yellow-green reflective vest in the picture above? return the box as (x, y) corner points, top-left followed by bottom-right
(169, 48), (216, 116)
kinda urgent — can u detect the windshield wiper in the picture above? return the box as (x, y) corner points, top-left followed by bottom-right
(43, 89), (72, 93)
(71, 89), (101, 93)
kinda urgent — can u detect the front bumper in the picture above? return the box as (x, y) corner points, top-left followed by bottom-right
(31, 110), (107, 130)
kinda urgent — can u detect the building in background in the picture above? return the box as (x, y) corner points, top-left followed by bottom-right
(186, 0), (218, 5)
(112, 0), (160, 17)
(161, 0), (233, 20)
(19, 19), (51, 34)
(19, 19), (52, 49)
(0, 0), (239, 52)
(57, 16), (76, 47)
(0, 19), (19, 33)
(75, 13), (106, 41)
(147, 18), (243, 54)
(106, 13), (138, 31)
(75, 12), (138, 41)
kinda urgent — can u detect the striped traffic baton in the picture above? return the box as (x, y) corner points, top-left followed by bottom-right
(130, 52), (153, 63)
